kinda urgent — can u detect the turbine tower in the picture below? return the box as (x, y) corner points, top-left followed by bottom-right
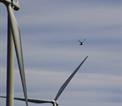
(1, 56), (88, 106)
(0, 0), (28, 106)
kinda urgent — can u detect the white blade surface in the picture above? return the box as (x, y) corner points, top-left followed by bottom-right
(7, 4), (28, 106)
(54, 56), (88, 101)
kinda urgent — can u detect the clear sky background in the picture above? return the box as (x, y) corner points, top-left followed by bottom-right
(0, 0), (122, 106)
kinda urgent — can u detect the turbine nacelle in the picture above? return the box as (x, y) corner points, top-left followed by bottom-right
(0, 0), (20, 10)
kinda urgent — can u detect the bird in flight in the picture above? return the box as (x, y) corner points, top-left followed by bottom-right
(78, 39), (86, 45)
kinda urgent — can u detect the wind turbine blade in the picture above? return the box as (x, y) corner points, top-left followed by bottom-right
(14, 98), (52, 104)
(54, 56), (88, 101)
(0, 96), (52, 104)
(0, 96), (6, 99)
(7, 5), (28, 106)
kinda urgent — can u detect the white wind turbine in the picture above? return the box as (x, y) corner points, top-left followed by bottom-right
(0, 0), (28, 106)
(1, 56), (88, 106)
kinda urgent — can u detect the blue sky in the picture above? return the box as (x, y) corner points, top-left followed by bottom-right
(0, 0), (122, 106)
